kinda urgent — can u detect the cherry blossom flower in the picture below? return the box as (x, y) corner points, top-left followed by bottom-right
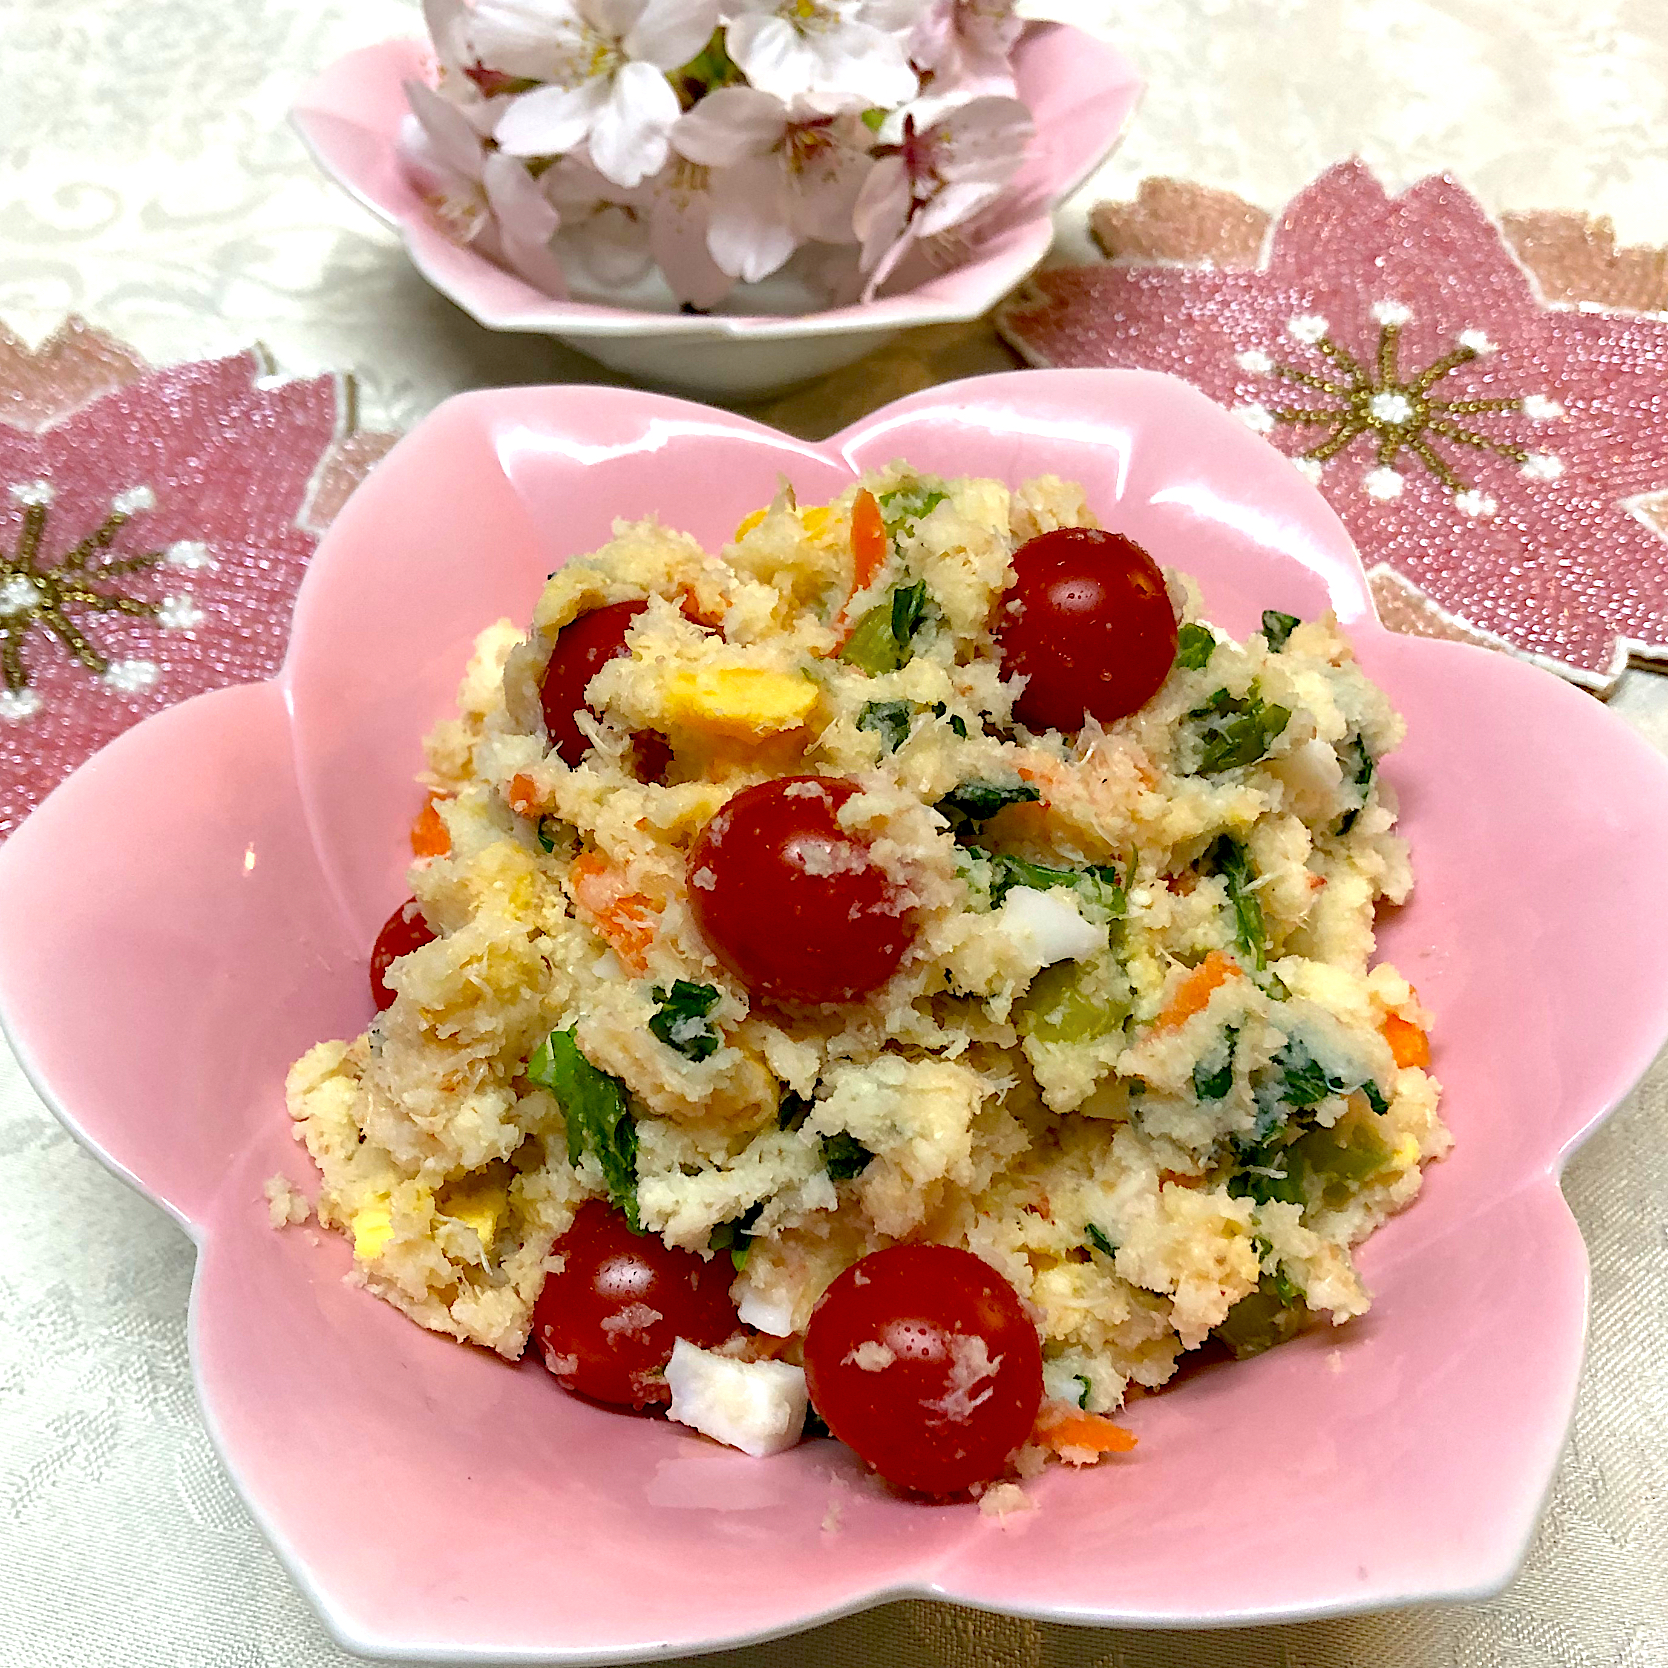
(724, 0), (921, 109)
(476, 0), (719, 189)
(639, 160), (738, 310)
(909, 0), (1021, 93)
(401, 79), (566, 293)
(853, 92), (1031, 297)
(670, 87), (873, 283)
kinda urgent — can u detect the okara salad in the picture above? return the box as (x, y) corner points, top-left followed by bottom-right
(283, 466), (1446, 1499)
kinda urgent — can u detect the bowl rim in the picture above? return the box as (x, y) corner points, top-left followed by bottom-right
(287, 25), (1143, 342)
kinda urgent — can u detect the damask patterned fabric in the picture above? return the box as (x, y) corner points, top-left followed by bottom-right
(3, 1), (1666, 1664)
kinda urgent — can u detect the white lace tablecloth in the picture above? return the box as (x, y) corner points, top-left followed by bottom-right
(4, 2), (1667, 1663)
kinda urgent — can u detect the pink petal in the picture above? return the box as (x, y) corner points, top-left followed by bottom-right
(583, 0), (645, 37)
(706, 156), (798, 283)
(561, 204), (655, 287)
(852, 154), (910, 265)
(467, 0), (587, 81)
(785, 137), (873, 245)
(481, 150), (561, 245)
(912, 176), (1001, 238)
(587, 61), (679, 188)
(495, 78), (610, 156)
(646, 184), (736, 310)
(670, 86), (786, 167)
(809, 23), (917, 107)
(405, 79), (486, 182)
(626, 0), (721, 70)
(726, 14), (818, 100)
(932, 94), (1032, 185)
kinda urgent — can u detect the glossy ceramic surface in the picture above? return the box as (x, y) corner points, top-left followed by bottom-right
(290, 27), (1142, 397)
(4, 370), (1668, 1662)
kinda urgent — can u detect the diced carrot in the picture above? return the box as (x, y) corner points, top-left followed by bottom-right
(1036, 1406), (1138, 1458)
(1382, 1013), (1430, 1069)
(850, 488), (887, 592)
(569, 852), (657, 974)
(410, 795), (450, 858)
(1151, 949), (1241, 1033)
(507, 773), (544, 817)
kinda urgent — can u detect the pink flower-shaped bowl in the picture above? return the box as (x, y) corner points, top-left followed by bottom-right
(4, 370), (1668, 1662)
(289, 26), (1141, 399)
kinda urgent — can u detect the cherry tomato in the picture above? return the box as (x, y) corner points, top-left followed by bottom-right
(687, 776), (915, 1005)
(996, 528), (1178, 733)
(803, 1244), (1043, 1496)
(370, 897), (436, 1012)
(531, 1199), (739, 1408)
(631, 729), (672, 785)
(539, 600), (649, 767)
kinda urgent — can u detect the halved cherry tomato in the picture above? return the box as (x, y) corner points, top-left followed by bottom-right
(802, 1244), (1043, 1496)
(996, 528), (1178, 732)
(531, 1200), (738, 1408)
(370, 898), (436, 1012)
(686, 776), (914, 1004)
(539, 600), (649, 767)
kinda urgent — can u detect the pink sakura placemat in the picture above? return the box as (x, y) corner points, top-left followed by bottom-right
(998, 161), (1668, 693)
(0, 319), (396, 838)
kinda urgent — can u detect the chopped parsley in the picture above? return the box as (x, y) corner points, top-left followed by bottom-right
(527, 1029), (640, 1230)
(536, 815), (560, 854)
(1085, 1223), (1117, 1258)
(648, 980), (722, 1062)
(857, 699), (913, 753)
(935, 778), (1041, 835)
(821, 1131), (874, 1180)
(1204, 834), (1268, 971)
(1175, 622), (1217, 671)
(838, 579), (931, 675)
(1074, 1374), (1093, 1410)
(1186, 683), (1291, 774)
(930, 702), (970, 738)
(1335, 734), (1376, 835)
(709, 1201), (764, 1271)
(1261, 609), (1301, 651)
(877, 483), (948, 540)
(976, 849), (1124, 917)
(1192, 1025), (1238, 1101)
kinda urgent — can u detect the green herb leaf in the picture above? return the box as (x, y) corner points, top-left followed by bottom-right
(935, 778), (1041, 835)
(1074, 1373), (1093, 1409)
(536, 816), (558, 853)
(857, 699), (913, 753)
(1175, 621), (1216, 671)
(1362, 1080), (1390, 1117)
(1204, 834), (1267, 971)
(821, 1131), (873, 1180)
(710, 1200), (764, 1270)
(930, 702), (972, 739)
(1261, 610), (1300, 650)
(1085, 1223), (1117, 1258)
(1192, 1025), (1239, 1101)
(838, 579), (931, 675)
(890, 578), (928, 643)
(1187, 683), (1291, 774)
(1334, 733), (1376, 835)
(979, 849), (1124, 918)
(878, 483), (948, 540)
(527, 1029), (640, 1230)
(648, 980), (722, 1062)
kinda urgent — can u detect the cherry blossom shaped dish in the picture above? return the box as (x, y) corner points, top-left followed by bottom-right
(290, 25), (1140, 398)
(3, 369), (1668, 1663)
